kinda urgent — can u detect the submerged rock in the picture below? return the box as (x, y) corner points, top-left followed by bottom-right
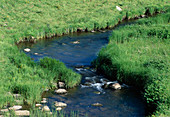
(110, 83), (121, 90)
(15, 110), (30, 116)
(9, 105), (22, 111)
(24, 48), (31, 52)
(54, 102), (67, 107)
(42, 106), (50, 112)
(92, 103), (103, 107)
(72, 41), (80, 44)
(55, 89), (67, 94)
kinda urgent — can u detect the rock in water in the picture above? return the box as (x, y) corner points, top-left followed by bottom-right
(116, 6), (122, 11)
(9, 105), (22, 111)
(55, 89), (67, 94)
(35, 104), (42, 107)
(24, 48), (31, 52)
(110, 83), (121, 90)
(56, 107), (62, 111)
(58, 82), (65, 88)
(54, 102), (67, 107)
(15, 110), (30, 116)
(42, 106), (50, 112)
(92, 103), (103, 107)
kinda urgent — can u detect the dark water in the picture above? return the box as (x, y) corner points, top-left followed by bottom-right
(18, 22), (145, 117)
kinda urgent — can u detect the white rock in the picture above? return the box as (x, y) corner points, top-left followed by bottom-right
(110, 83), (121, 90)
(58, 82), (65, 88)
(56, 107), (62, 111)
(15, 110), (30, 116)
(34, 53), (38, 55)
(0, 109), (8, 113)
(116, 6), (122, 11)
(42, 106), (50, 112)
(9, 105), (22, 111)
(41, 100), (47, 104)
(24, 48), (31, 52)
(55, 89), (67, 94)
(92, 103), (103, 107)
(35, 104), (42, 107)
(43, 98), (47, 101)
(72, 41), (80, 44)
(54, 102), (67, 107)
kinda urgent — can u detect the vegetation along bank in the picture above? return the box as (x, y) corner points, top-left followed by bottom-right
(93, 12), (170, 116)
(0, 0), (169, 116)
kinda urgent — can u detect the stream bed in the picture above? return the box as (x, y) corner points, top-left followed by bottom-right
(18, 22), (146, 117)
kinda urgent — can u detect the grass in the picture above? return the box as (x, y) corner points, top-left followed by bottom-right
(0, 0), (169, 116)
(93, 12), (170, 116)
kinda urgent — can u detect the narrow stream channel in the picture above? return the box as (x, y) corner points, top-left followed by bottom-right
(18, 21), (146, 117)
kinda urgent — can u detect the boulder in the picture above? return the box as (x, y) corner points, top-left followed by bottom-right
(54, 102), (67, 107)
(58, 82), (65, 88)
(9, 105), (22, 111)
(42, 106), (50, 112)
(92, 103), (103, 107)
(110, 83), (121, 90)
(15, 110), (30, 116)
(24, 48), (31, 52)
(55, 89), (67, 94)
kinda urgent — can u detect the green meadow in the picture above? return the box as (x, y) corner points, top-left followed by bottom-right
(0, 0), (169, 116)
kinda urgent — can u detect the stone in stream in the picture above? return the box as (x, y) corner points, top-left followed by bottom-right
(42, 106), (50, 112)
(35, 104), (42, 107)
(24, 48), (31, 52)
(56, 107), (62, 111)
(41, 98), (47, 104)
(55, 89), (67, 94)
(9, 105), (22, 111)
(54, 102), (67, 107)
(34, 53), (38, 55)
(0, 109), (8, 113)
(58, 82), (65, 88)
(15, 110), (30, 116)
(110, 83), (121, 90)
(92, 103), (103, 107)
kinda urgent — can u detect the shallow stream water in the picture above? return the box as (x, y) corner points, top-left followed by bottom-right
(18, 21), (146, 117)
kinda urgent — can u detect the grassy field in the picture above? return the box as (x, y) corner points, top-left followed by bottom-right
(93, 13), (170, 116)
(0, 0), (169, 116)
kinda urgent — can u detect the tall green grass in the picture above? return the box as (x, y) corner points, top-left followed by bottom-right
(93, 12), (170, 116)
(0, 0), (169, 115)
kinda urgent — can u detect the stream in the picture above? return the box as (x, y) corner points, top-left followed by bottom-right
(18, 21), (146, 117)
